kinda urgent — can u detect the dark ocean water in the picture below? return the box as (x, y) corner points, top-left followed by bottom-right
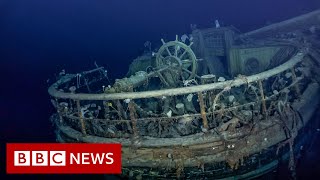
(0, 0), (320, 179)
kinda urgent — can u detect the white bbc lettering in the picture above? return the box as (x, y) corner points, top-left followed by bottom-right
(50, 151), (66, 166)
(32, 151), (48, 166)
(14, 151), (30, 166)
(14, 151), (67, 166)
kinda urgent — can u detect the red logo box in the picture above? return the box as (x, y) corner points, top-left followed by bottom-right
(6, 143), (121, 174)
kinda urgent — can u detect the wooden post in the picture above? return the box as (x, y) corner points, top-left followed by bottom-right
(76, 100), (87, 136)
(258, 80), (267, 118)
(197, 92), (209, 131)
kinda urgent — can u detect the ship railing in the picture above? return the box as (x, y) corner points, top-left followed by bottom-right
(48, 51), (306, 140)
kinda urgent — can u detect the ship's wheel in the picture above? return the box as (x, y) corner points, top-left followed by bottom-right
(156, 35), (197, 86)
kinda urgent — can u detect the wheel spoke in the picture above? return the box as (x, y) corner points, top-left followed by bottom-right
(180, 72), (186, 81)
(166, 47), (172, 56)
(161, 39), (166, 45)
(158, 55), (165, 65)
(182, 68), (192, 74)
(179, 49), (187, 59)
(181, 59), (192, 64)
(174, 45), (178, 57)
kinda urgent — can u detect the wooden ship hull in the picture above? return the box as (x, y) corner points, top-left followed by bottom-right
(48, 10), (320, 179)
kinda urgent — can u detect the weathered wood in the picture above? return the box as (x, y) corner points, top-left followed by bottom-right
(197, 92), (209, 130)
(128, 101), (139, 139)
(258, 80), (267, 118)
(291, 67), (301, 96)
(241, 9), (320, 39)
(55, 82), (319, 171)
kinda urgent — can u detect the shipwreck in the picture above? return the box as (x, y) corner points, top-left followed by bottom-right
(48, 10), (320, 179)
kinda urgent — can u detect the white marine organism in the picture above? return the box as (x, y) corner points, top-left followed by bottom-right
(273, 90), (279, 95)
(187, 94), (193, 102)
(309, 25), (317, 34)
(59, 102), (69, 112)
(80, 106), (89, 116)
(241, 110), (252, 118)
(179, 114), (193, 125)
(215, 20), (220, 28)
(59, 102), (68, 107)
(282, 88), (290, 94)
(201, 125), (208, 133)
(228, 95), (235, 103)
(69, 86), (76, 93)
(181, 34), (189, 43)
(124, 99), (131, 104)
(136, 71), (147, 76)
(107, 125), (117, 135)
(217, 77), (226, 82)
(166, 110), (172, 117)
(59, 69), (66, 76)
(183, 79), (197, 86)
(189, 34), (194, 42)
(176, 103), (184, 109)
(285, 72), (292, 78)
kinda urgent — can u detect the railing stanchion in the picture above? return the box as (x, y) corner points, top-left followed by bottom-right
(128, 101), (139, 141)
(116, 100), (127, 119)
(198, 92), (209, 132)
(76, 100), (87, 136)
(55, 98), (64, 124)
(103, 101), (110, 119)
(258, 80), (267, 119)
(291, 67), (301, 97)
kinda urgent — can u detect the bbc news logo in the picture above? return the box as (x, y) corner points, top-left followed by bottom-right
(14, 151), (67, 166)
(6, 143), (121, 174)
